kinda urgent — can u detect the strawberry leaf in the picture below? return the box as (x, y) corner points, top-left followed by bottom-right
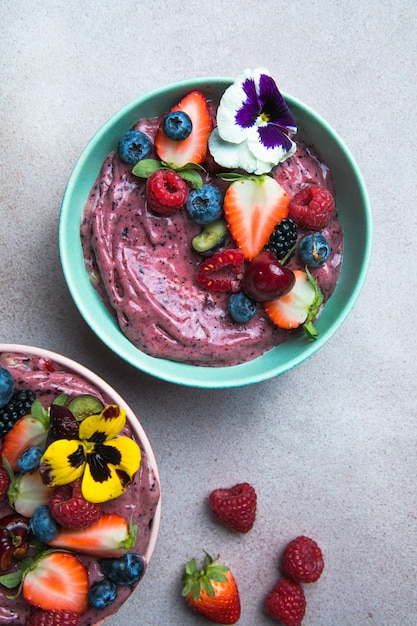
(0, 569), (24, 589)
(132, 159), (162, 178)
(178, 169), (203, 189)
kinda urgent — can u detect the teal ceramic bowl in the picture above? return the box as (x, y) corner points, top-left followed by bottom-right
(59, 78), (371, 388)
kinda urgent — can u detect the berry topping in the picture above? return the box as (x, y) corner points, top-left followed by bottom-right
(26, 609), (81, 626)
(191, 218), (229, 256)
(30, 505), (58, 543)
(0, 466), (11, 501)
(186, 184), (224, 225)
(0, 513), (31, 570)
(298, 232), (331, 267)
(2, 412), (48, 472)
(100, 553), (145, 586)
(209, 482), (257, 533)
(7, 470), (52, 518)
(0, 367), (14, 408)
(288, 184), (335, 231)
(0, 389), (36, 437)
(49, 480), (103, 530)
(264, 217), (298, 263)
(146, 169), (189, 216)
(197, 249), (245, 293)
(263, 578), (306, 626)
(228, 292), (257, 323)
(281, 535), (324, 583)
(223, 176), (289, 260)
(117, 130), (152, 165)
(88, 578), (117, 609)
(162, 110), (193, 141)
(17, 446), (43, 473)
(155, 90), (213, 169)
(243, 250), (295, 303)
(45, 404), (79, 447)
(66, 395), (104, 421)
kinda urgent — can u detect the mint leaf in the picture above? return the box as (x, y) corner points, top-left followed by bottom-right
(179, 169), (203, 190)
(132, 159), (162, 178)
(0, 569), (24, 589)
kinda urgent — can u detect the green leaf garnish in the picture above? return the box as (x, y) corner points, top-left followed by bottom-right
(178, 169), (203, 189)
(132, 159), (163, 178)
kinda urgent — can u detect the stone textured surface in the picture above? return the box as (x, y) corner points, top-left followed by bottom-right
(1, 1), (416, 624)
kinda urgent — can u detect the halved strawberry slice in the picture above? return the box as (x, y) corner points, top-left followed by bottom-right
(263, 269), (323, 339)
(2, 414), (48, 472)
(47, 513), (137, 558)
(23, 551), (88, 613)
(154, 91), (213, 168)
(7, 470), (52, 517)
(223, 176), (289, 260)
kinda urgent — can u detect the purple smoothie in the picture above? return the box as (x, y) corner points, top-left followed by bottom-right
(0, 352), (160, 626)
(81, 105), (343, 367)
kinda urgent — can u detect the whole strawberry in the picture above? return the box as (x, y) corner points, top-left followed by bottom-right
(209, 482), (257, 533)
(26, 609), (81, 626)
(281, 535), (324, 583)
(263, 578), (306, 626)
(182, 552), (241, 624)
(288, 184), (335, 231)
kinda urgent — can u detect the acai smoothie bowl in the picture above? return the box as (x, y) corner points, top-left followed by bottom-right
(59, 68), (371, 388)
(0, 344), (161, 626)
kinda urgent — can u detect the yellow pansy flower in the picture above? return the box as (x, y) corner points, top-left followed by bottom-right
(39, 405), (141, 503)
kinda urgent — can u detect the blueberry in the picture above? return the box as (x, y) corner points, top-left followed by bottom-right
(186, 185), (224, 225)
(162, 111), (192, 141)
(88, 579), (117, 609)
(118, 130), (152, 165)
(30, 505), (58, 542)
(0, 367), (14, 408)
(298, 233), (331, 267)
(17, 446), (43, 473)
(100, 553), (146, 586)
(228, 292), (258, 323)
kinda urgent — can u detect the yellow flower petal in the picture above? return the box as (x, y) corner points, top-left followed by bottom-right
(110, 436), (141, 478)
(79, 405), (126, 443)
(40, 439), (85, 487)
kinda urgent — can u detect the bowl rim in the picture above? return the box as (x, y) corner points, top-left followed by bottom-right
(59, 76), (372, 388)
(0, 343), (161, 562)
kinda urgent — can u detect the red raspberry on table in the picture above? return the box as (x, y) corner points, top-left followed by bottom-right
(288, 184), (335, 231)
(146, 168), (189, 215)
(209, 482), (257, 533)
(281, 535), (324, 583)
(263, 578), (306, 626)
(49, 480), (103, 529)
(0, 466), (11, 500)
(26, 609), (80, 626)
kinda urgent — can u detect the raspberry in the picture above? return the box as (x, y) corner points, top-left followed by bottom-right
(281, 535), (324, 583)
(197, 249), (245, 293)
(146, 169), (189, 215)
(288, 184), (335, 231)
(0, 389), (36, 437)
(209, 482), (257, 533)
(49, 480), (103, 529)
(264, 217), (298, 263)
(263, 578), (306, 626)
(26, 610), (81, 626)
(0, 466), (10, 500)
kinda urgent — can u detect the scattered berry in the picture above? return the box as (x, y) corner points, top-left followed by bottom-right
(264, 217), (298, 263)
(0, 389), (35, 437)
(49, 480), (103, 530)
(0, 466), (11, 500)
(182, 552), (241, 624)
(30, 505), (58, 543)
(2, 412), (48, 472)
(118, 130), (152, 165)
(0, 513), (31, 570)
(243, 250), (295, 303)
(7, 469), (52, 518)
(288, 184), (335, 231)
(209, 482), (257, 533)
(100, 553), (145, 586)
(88, 579), (117, 609)
(281, 535), (324, 583)
(192, 218), (229, 256)
(263, 578), (306, 626)
(26, 609), (81, 626)
(197, 249), (244, 293)
(146, 169), (189, 216)
(298, 233), (331, 267)
(228, 292), (257, 323)
(162, 110), (193, 141)
(186, 184), (224, 225)
(17, 445), (43, 473)
(0, 366), (14, 408)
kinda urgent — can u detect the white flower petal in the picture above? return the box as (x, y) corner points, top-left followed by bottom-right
(247, 128), (297, 165)
(209, 129), (275, 175)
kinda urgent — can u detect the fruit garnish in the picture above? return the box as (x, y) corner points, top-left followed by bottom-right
(223, 175), (289, 260)
(0, 513), (31, 570)
(2, 412), (48, 472)
(182, 552), (241, 624)
(17, 446), (43, 473)
(0, 389), (36, 438)
(26, 609), (81, 626)
(263, 268), (323, 339)
(162, 110), (193, 141)
(264, 217), (298, 263)
(191, 219), (229, 256)
(243, 250), (295, 302)
(154, 90), (213, 169)
(7, 467), (52, 517)
(49, 479), (103, 530)
(0, 367), (14, 409)
(288, 184), (335, 231)
(88, 579), (117, 609)
(118, 130), (152, 165)
(46, 513), (137, 558)
(281, 535), (324, 584)
(145, 169), (189, 216)
(67, 394), (105, 421)
(186, 184), (224, 224)
(100, 553), (145, 586)
(298, 232), (331, 267)
(0, 466), (11, 501)
(197, 249), (245, 293)
(209, 482), (257, 533)
(263, 578), (306, 626)
(30, 505), (58, 543)
(228, 292), (257, 323)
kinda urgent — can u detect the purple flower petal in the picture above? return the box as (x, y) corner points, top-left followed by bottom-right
(257, 124), (295, 152)
(257, 73), (297, 132)
(235, 77), (261, 129)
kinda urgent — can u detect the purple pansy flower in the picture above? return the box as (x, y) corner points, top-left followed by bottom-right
(209, 68), (297, 175)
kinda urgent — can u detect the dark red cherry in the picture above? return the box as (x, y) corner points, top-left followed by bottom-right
(0, 513), (31, 570)
(243, 250), (295, 302)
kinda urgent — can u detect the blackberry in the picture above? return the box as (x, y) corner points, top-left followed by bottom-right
(264, 217), (298, 263)
(0, 389), (36, 437)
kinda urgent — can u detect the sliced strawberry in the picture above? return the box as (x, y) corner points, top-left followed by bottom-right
(47, 513), (136, 558)
(197, 249), (245, 293)
(154, 91), (213, 168)
(223, 176), (289, 260)
(23, 551), (88, 614)
(2, 415), (48, 471)
(263, 269), (323, 338)
(7, 470), (52, 517)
